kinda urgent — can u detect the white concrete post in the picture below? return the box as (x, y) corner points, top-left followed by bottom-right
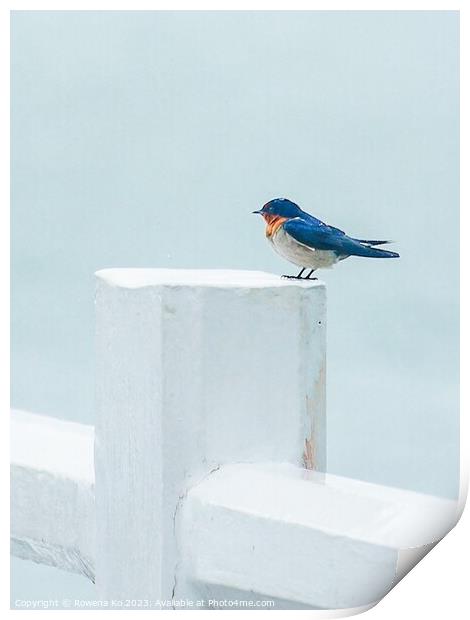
(95, 269), (326, 602)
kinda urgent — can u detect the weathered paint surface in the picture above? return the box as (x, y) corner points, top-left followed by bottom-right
(10, 410), (95, 580)
(94, 269), (327, 602)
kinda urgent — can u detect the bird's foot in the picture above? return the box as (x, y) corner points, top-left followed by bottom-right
(281, 274), (316, 280)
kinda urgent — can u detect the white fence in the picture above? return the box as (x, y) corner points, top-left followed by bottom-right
(10, 269), (459, 611)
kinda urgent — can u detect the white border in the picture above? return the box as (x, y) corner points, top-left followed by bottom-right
(3, 3), (466, 618)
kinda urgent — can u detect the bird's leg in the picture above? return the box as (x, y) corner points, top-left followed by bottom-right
(306, 269), (318, 280)
(295, 268), (306, 279)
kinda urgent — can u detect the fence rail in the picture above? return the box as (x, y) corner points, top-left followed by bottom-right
(10, 409), (95, 580)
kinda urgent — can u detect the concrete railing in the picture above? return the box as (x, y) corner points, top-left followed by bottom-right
(10, 269), (459, 611)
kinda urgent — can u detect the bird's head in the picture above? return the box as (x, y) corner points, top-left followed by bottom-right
(252, 198), (302, 223)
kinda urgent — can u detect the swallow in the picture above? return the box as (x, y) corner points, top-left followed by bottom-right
(253, 198), (399, 279)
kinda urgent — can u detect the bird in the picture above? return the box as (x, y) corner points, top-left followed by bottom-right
(253, 198), (399, 279)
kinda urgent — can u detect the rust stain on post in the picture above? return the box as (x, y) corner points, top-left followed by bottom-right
(302, 436), (315, 470)
(303, 364), (325, 471)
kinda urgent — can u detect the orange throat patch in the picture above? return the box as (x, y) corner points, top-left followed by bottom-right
(264, 215), (288, 238)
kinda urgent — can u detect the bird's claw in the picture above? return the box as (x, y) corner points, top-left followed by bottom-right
(281, 274), (318, 280)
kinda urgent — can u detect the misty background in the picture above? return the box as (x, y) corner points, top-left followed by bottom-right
(11, 11), (459, 603)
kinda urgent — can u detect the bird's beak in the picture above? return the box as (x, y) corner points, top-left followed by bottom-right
(252, 210), (263, 215)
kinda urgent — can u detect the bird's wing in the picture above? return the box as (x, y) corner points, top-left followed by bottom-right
(283, 218), (399, 258)
(283, 218), (352, 254)
(300, 211), (345, 235)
